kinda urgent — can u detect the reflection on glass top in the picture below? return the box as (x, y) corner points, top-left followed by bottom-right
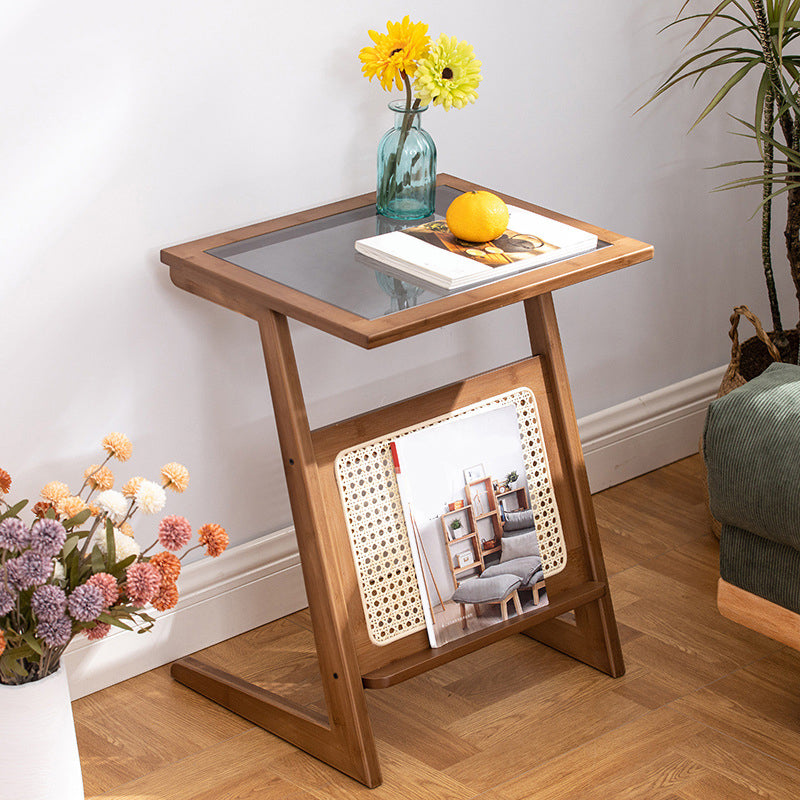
(207, 186), (606, 321)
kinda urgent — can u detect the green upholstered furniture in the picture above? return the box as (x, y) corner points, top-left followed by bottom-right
(703, 362), (800, 649)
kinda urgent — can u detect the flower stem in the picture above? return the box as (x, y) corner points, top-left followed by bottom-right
(78, 454), (112, 497)
(140, 540), (157, 557)
(380, 72), (422, 208)
(179, 544), (202, 560)
(79, 514), (105, 561)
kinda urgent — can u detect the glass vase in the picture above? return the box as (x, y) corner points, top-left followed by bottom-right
(376, 100), (436, 220)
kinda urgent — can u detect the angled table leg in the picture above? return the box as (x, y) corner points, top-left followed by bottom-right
(171, 309), (381, 788)
(521, 293), (625, 677)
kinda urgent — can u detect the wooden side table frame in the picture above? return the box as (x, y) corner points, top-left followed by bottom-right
(161, 175), (653, 788)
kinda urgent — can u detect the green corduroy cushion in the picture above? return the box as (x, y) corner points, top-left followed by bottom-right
(719, 523), (800, 614)
(703, 362), (800, 552)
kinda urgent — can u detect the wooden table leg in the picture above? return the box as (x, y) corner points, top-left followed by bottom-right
(522, 293), (625, 677)
(171, 310), (382, 788)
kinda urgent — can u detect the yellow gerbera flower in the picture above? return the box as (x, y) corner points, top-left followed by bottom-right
(413, 35), (482, 111)
(359, 16), (431, 92)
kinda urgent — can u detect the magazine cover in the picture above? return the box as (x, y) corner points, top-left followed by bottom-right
(392, 404), (549, 648)
(354, 203), (598, 291)
(401, 219), (558, 268)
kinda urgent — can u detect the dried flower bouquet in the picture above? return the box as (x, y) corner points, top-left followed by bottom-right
(0, 433), (228, 684)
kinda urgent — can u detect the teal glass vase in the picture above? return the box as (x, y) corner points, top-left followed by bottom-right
(376, 100), (436, 220)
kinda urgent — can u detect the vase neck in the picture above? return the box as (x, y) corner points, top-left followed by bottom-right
(388, 99), (427, 130)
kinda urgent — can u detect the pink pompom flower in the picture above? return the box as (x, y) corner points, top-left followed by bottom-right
(86, 622), (112, 641)
(157, 515), (192, 552)
(125, 562), (161, 605)
(87, 572), (120, 608)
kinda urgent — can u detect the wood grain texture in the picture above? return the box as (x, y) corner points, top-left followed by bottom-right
(161, 175), (653, 349)
(310, 355), (605, 680)
(76, 456), (800, 799)
(523, 293), (625, 676)
(717, 578), (800, 651)
(171, 310), (382, 787)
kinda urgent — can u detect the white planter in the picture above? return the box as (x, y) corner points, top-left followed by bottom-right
(0, 667), (84, 800)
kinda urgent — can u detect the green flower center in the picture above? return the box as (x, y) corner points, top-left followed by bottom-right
(441, 67), (454, 80)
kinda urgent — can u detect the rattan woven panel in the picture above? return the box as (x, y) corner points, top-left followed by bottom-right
(334, 388), (566, 646)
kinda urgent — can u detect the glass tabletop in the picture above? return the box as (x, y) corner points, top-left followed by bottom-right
(207, 186), (606, 321)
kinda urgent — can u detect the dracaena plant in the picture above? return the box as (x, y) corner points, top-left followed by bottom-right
(644, 0), (800, 356)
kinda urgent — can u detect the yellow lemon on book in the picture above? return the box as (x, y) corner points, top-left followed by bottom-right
(445, 191), (510, 243)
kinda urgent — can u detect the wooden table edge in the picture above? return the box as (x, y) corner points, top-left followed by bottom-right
(161, 174), (654, 350)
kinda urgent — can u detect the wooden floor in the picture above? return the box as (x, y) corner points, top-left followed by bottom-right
(74, 455), (800, 799)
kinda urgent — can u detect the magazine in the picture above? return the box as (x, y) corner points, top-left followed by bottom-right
(355, 204), (598, 291)
(391, 404), (549, 648)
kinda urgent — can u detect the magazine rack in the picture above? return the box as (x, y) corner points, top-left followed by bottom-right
(161, 175), (653, 788)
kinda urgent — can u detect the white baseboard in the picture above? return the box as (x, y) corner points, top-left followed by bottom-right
(64, 365), (725, 699)
(579, 365), (725, 492)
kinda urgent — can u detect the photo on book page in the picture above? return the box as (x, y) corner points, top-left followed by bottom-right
(402, 219), (559, 268)
(391, 403), (549, 649)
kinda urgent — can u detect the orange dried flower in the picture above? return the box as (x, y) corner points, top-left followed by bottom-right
(149, 551), (181, 583)
(57, 495), (87, 518)
(151, 580), (179, 611)
(161, 462), (189, 493)
(118, 521), (135, 538)
(121, 477), (144, 499)
(0, 469), (11, 494)
(198, 523), (229, 558)
(41, 481), (70, 505)
(32, 501), (55, 518)
(102, 432), (132, 462)
(84, 464), (115, 491)
(0, 629), (5, 657)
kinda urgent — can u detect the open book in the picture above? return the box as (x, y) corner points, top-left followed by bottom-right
(356, 204), (598, 291)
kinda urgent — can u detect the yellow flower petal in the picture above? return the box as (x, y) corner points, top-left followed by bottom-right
(359, 16), (431, 93)
(413, 34), (482, 111)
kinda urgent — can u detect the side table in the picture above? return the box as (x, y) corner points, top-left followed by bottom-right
(160, 174), (653, 788)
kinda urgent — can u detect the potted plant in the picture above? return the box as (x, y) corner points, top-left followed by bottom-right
(505, 471), (519, 489)
(0, 433), (228, 798)
(644, 0), (800, 372)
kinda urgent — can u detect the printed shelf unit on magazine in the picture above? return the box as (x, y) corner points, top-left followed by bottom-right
(390, 404), (549, 648)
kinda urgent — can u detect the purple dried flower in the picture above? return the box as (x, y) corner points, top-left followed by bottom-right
(31, 584), (68, 622)
(67, 583), (105, 622)
(29, 518), (67, 557)
(35, 614), (72, 647)
(0, 518), (30, 552)
(5, 552), (52, 590)
(0, 583), (15, 616)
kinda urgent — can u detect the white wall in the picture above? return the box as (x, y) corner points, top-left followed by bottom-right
(3, 2), (794, 560)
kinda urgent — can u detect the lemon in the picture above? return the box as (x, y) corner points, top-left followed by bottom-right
(445, 191), (510, 243)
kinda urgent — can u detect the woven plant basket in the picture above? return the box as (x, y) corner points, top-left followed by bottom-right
(702, 306), (783, 538)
